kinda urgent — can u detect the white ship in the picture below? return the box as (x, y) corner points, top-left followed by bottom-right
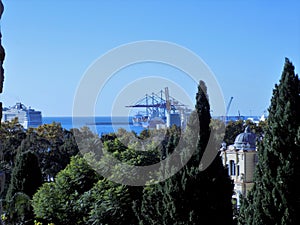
(132, 112), (150, 128)
(2, 102), (42, 129)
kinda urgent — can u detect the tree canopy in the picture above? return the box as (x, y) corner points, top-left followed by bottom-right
(239, 58), (300, 225)
(5, 150), (42, 224)
(137, 80), (233, 225)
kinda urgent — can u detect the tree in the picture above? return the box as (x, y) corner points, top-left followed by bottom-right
(34, 123), (79, 180)
(224, 120), (244, 145)
(32, 155), (99, 225)
(0, 0), (5, 115)
(137, 81), (233, 225)
(5, 150), (43, 224)
(0, 118), (26, 165)
(239, 58), (300, 225)
(223, 119), (265, 146)
(80, 179), (136, 225)
(0, 119), (27, 200)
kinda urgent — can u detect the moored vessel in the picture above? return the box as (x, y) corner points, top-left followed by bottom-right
(2, 102), (42, 129)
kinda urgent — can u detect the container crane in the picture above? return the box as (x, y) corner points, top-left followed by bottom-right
(126, 87), (190, 128)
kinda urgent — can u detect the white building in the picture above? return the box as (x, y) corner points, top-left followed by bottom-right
(2, 102), (42, 129)
(220, 126), (258, 207)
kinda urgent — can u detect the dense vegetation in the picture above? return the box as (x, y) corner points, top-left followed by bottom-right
(136, 81), (234, 225)
(0, 58), (298, 225)
(0, 80), (234, 225)
(239, 58), (300, 225)
(0, 121), (79, 224)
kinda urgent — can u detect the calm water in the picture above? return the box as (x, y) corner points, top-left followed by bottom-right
(43, 115), (261, 136)
(43, 117), (146, 135)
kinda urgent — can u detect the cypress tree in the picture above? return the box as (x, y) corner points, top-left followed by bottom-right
(239, 58), (300, 225)
(190, 80), (233, 225)
(5, 150), (43, 224)
(138, 81), (233, 225)
(6, 151), (42, 200)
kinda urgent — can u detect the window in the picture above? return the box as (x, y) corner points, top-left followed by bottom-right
(237, 165), (240, 176)
(230, 160), (236, 175)
(226, 164), (229, 175)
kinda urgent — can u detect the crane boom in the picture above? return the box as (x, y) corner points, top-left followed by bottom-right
(226, 97), (234, 116)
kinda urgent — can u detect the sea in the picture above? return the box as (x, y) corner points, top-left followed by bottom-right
(42, 116), (146, 135)
(42, 115), (262, 136)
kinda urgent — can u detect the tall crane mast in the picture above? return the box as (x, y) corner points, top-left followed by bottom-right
(165, 87), (171, 127)
(226, 97), (234, 123)
(164, 87), (171, 112)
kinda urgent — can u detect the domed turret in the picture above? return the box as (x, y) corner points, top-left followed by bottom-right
(234, 126), (256, 150)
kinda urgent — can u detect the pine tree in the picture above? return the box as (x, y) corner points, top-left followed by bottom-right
(239, 58), (300, 225)
(138, 81), (233, 225)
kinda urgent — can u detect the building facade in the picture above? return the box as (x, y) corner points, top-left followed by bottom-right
(220, 126), (258, 206)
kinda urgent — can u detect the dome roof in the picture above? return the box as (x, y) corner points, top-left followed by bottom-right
(234, 126), (256, 150)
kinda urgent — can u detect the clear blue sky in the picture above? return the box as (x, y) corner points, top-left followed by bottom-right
(1, 0), (300, 116)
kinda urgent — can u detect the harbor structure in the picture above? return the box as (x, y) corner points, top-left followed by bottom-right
(126, 87), (191, 129)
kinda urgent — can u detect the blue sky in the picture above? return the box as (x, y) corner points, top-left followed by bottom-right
(1, 0), (300, 116)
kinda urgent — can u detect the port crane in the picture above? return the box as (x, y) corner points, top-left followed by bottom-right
(126, 88), (190, 128)
(226, 97), (234, 123)
(164, 87), (171, 127)
(164, 87), (171, 112)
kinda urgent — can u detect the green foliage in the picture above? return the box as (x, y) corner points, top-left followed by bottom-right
(5, 192), (32, 225)
(33, 122), (79, 180)
(139, 129), (151, 140)
(32, 155), (99, 225)
(0, 120), (79, 224)
(31, 182), (59, 224)
(224, 120), (244, 145)
(6, 151), (42, 199)
(33, 125), (162, 225)
(0, 119), (27, 199)
(239, 58), (300, 225)
(210, 118), (226, 147)
(0, 121), (79, 204)
(0, 118), (26, 164)
(103, 135), (161, 167)
(81, 179), (137, 225)
(223, 119), (265, 146)
(5, 151), (42, 224)
(137, 81), (233, 225)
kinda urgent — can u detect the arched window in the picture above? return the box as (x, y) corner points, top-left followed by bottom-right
(230, 160), (236, 175)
